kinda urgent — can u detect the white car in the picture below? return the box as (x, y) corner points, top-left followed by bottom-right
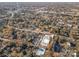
(36, 48), (45, 56)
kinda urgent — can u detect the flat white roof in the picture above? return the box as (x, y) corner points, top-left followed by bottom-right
(40, 35), (50, 46)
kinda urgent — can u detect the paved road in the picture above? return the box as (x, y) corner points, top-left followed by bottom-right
(0, 25), (75, 42)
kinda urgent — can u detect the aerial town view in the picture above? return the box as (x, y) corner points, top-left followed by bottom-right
(0, 2), (79, 57)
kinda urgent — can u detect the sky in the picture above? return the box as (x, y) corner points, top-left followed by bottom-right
(0, 0), (79, 2)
